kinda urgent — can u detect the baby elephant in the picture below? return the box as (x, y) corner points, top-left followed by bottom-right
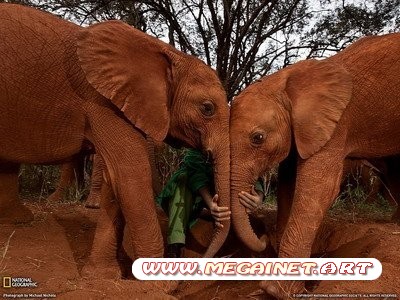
(230, 33), (400, 298)
(0, 3), (230, 278)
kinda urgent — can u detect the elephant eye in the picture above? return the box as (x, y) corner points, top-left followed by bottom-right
(200, 101), (215, 117)
(250, 132), (265, 145)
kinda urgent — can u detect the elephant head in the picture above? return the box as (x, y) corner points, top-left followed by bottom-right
(230, 59), (352, 251)
(76, 21), (230, 257)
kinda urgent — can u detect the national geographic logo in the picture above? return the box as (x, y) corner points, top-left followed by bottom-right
(2, 277), (11, 288)
(2, 277), (38, 288)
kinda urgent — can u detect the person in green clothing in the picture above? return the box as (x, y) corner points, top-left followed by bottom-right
(156, 148), (264, 258)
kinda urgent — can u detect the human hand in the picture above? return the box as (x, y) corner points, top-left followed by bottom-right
(208, 194), (231, 229)
(238, 185), (264, 214)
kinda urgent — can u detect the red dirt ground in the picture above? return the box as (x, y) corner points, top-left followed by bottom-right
(1, 201), (399, 299)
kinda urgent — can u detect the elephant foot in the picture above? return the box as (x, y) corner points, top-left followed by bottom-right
(0, 202), (34, 224)
(81, 259), (122, 280)
(85, 194), (101, 209)
(260, 280), (305, 299)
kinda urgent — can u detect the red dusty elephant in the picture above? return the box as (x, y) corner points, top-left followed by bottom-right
(49, 138), (163, 209)
(230, 33), (400, 298)
(0, 4), (230, 278)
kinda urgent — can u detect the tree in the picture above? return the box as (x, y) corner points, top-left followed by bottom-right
(304, 0), (400, 58)
(131, 0), (312, 100)
(1, 0), (399, 99)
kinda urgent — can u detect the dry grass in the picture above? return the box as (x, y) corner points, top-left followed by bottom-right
(330, 181), (394, 222)
(154, 145), (184, 187)
(0, 230), (16, 272)
(19, 164), (90, 203)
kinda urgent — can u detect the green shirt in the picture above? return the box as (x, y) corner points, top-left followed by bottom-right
(156, 149), (213, 211)
(156, 148), (265, 211)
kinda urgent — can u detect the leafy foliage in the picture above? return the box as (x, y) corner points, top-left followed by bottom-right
(330, 170), (395, 222)
(19, 165), (60, 199)
(2, 0), (398, 99)
(305, 0), (400, 58)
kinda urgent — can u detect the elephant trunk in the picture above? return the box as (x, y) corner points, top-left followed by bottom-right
(231, 168), (266, 252)
(203, 141), (230, 257)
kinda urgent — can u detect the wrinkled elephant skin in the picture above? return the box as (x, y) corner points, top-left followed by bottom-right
(0, 3), (230, 276)
(230, 33), (400, 298)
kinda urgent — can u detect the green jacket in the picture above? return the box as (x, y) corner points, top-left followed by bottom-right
(156, 148), (265, 212)
(156, 149), (213, 212)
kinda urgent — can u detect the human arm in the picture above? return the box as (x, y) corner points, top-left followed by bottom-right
(184, 149), (231, 227)
(198, 186), (230, 228)
(238, 184), (264, 214)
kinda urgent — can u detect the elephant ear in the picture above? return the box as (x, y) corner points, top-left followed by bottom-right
(285, 59), (353, 159)
(77, 20), (173, 141)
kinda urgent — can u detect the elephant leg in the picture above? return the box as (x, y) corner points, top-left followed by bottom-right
(261, 153), (344, 298)
(275, 152), (297, 253)
(86, 103), (164, 261)
(85, 154), (104, 209)
(146, 138), (163, 197)
(83, 181), (125, 279)
(0, 162), (34, 223)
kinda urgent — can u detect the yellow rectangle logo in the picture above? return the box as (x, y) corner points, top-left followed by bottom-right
(3, 276), (11, 288)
